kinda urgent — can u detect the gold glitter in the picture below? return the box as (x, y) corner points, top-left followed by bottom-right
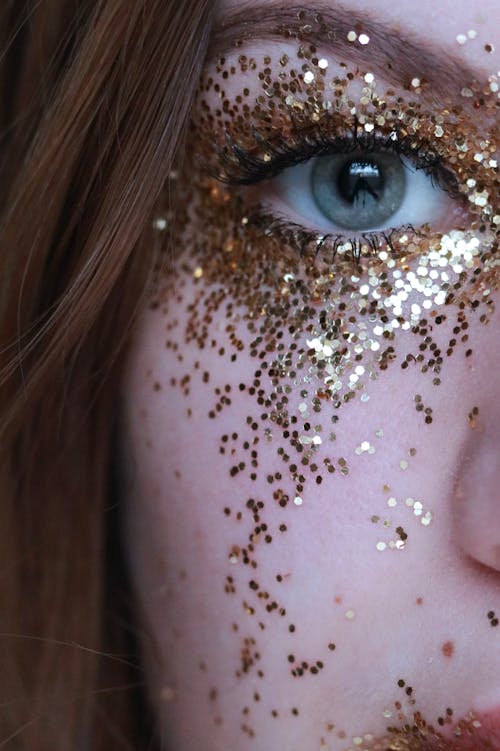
(152, 17), (499, 739)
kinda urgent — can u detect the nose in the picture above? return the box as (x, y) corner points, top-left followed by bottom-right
(453, 415), (500, 572)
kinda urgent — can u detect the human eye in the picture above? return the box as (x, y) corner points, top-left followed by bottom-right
(217, 125), (463, 258)
(192, 43), (497, 269)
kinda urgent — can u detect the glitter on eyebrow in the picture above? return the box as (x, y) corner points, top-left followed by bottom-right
(346, 30), (357, 42)
(318, 58), (328, 69)
(303, 70), (315, 83)
(364, 72), (374, 84)
(358, 33), (370, 45)
(345, 610), (356, 620)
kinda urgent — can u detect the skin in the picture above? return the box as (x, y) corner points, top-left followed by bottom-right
(120, 2), (500, 749)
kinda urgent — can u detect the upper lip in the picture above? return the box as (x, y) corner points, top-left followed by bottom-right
(448, 709), (500, 750)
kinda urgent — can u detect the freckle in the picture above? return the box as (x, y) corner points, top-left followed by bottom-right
(153, 381), (162, 391)
(441, 641), (454, 657)
(416, 597), (423, 605)
(334, 595), (343, 604)
(160, 686), (175, 702)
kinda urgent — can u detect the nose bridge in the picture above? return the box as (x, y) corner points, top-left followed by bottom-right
(453, 416), (500, 572)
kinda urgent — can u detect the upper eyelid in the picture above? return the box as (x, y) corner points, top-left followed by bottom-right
(212, 127), (455, 183)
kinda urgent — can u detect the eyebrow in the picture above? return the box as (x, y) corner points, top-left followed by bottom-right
(208, 2), (479, 101)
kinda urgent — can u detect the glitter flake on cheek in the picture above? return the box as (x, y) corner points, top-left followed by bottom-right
(149, 13), (499, 749)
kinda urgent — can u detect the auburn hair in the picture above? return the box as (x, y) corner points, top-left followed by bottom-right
(0, 1), (215, 747)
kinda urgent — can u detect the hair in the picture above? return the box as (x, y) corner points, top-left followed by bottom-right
(0, 1), (215, 747)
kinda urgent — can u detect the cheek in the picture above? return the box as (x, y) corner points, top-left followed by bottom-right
(121, 258), (499, 744)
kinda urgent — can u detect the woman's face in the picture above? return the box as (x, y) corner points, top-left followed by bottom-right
(121, 1), (500, 749)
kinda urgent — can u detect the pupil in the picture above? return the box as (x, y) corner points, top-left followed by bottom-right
(337, 160), (384, 205)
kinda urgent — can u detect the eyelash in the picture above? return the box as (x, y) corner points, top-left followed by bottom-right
(211, 122), (462, 260)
